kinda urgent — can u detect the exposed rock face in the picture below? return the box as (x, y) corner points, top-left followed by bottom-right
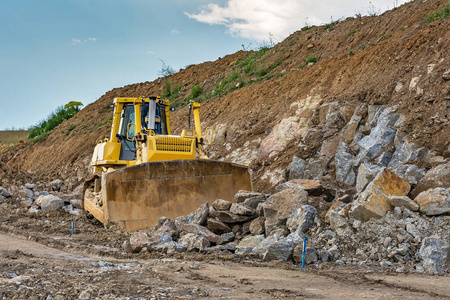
(287, 156), (307, 180)
(349, 168), (410, 221)
(411, 162), (450, 198)
(415, 188), (450, 216)
(0, 187), (12, 198)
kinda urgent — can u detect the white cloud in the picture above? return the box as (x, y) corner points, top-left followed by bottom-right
(71, 37), (97, 45)
(146, 51), (155, 55)
(171, 29), (180, 35)
(185, 0), (409, 42)
(71, 38), (82, 45)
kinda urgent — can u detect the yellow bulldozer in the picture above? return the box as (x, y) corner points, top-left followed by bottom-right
(83, 96), (252, 230)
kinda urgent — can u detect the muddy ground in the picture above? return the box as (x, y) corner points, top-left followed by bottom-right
(0, 211), (449, 300)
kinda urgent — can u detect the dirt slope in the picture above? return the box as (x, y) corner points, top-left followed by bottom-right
(1, 0), (449, 191)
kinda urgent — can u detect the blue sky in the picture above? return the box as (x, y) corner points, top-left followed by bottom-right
(0, 0), (407, 130)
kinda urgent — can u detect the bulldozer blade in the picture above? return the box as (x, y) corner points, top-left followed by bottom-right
(99, 159), (252, 230)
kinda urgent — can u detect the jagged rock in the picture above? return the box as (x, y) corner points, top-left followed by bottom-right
(166, 241), (186, 254)
(304, 158), (328, 180)
(174, 213), (194, 231)
(275, 179), (324, 195)
(207, 243), (237, 252)
(129, 232), (150, 253)
(221, 232), (235, 243)
(349, 168), (410, 221)
(293, 247), (318, 264)
(178, 233), (210, 251)
(251, 235), (279, 256)
(206, 218), (231, 234)
(18, 188), (34, 199)
(329, 204), (353, 236)
(70, 199), (82, 209)
(178, 223), (223, 244)
(288, 156), (307, 180)
(388, 140), (431, 169)
(209, 210), (255, 223)
(388, 196), (419, 211)
(419, 236), (450, 273)
(249, 217), (265, 235)
(415, 188), (450, 216)
(50, 179), (63, 191)
(319, 134), (341, 159)
(192, 202), (209, 225)
(411, 162), (450, 198)
(262, 238), (294, 261)
(392, 164), (426, 186)
(230, 203), (255, 216)
(234, 190), (264, 203)
(335, 142), (357, 186)
(212, 199), (232, 211)
(341, 114), (362, 143)
(39, 194), (64, 212)
(356, 163), (382, 193)
(25, 183), (35, 190)
(154, 216), (177, 231)
(242, 195), (266, 209)
(358, 108), (398, 159)
(235, 235), (264, 255)
(72, 183), (84, 199)
(286, 205), (318, 233)
(430, 156), (446, 167)
(262, 188), (308, 235)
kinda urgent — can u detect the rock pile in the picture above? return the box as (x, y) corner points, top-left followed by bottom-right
(129, 164), (449, 274)
(0, 181), (82, 216)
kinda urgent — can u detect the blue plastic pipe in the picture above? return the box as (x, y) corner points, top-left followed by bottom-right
(71, 221), (75, 234)
(301, 237), (307, 268)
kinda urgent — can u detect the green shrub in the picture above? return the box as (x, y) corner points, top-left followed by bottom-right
(425, 4), (450, 23)
(27, 102), (82, 140)
(305, 56), (317, 64)
(190, 85), (203, 99)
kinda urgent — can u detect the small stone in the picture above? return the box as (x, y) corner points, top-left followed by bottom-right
(212, 199), (232, 211)
(235, 235), (264, 255)
(50, 179), (64, 191)
(234, 190), (264, 203)
(286, 205), (318, 233)
(242, 195), (266, 209)
(25, 183), (35, 190)
(209, 210), (255, 223)
(249, 217), (265, 235)
(388, 195), (419, 211)
(288, 156), (307, 180)
(230, 203), (255, 216)
(178, 223), (223, 244)
(206, 218), (231, 234)
(0, 187), (13, 198)
(411, 161), (450, 198)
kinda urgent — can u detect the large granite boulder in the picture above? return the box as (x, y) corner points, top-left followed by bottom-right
(349, 168), (410, 221)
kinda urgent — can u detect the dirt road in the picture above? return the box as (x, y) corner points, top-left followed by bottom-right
(1, 233), (449, 299)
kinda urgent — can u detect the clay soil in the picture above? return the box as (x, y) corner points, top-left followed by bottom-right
(1, 212), (449, 299)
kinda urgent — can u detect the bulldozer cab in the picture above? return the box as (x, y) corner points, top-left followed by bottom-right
(118, 98), (169, 160)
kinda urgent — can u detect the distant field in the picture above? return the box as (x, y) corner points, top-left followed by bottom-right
(0, 130), (29, 145)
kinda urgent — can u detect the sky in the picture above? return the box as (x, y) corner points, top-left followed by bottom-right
(0, 0), (408, 130)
